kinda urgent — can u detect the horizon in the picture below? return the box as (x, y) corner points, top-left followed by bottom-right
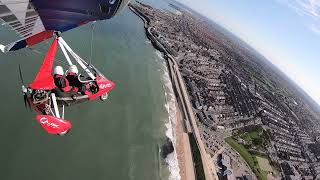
(175, 0), (320, 106)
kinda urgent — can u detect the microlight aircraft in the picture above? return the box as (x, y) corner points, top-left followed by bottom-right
(0, 0), (130, 135)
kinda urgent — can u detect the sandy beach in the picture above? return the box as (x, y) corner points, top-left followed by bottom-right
(175, 102), (195, 180)
(129, 4), (214, 179)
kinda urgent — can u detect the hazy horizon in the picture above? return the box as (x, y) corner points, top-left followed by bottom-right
(176, 0), (320, 106)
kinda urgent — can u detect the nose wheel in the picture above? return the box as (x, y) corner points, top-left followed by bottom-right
(58, 129), (70, 136)
(100, 93), (109, 101)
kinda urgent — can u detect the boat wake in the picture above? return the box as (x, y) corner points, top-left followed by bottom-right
(156, 50), (181, 180)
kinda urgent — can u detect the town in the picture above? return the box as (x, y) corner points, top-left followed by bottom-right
(130, 2), (320, 180)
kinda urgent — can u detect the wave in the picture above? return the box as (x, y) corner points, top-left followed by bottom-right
(156, 50), (181, 180)
(155, 50), (164, 60)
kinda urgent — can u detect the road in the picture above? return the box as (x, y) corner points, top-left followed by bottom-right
(130, 5), (218, 180)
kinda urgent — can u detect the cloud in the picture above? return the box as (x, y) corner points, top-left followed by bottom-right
(310, 23), (320, 34)
(286, 0), (320, 19)
(277, 0), (320, 34)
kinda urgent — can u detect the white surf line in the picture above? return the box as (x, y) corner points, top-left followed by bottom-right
(157, 51), (181, 180)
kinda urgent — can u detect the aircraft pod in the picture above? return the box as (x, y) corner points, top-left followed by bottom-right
(0, 0), (130, 135)
(20, 35), (115, 135)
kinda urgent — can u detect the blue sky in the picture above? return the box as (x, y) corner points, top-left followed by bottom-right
(176, 0), (320, 105)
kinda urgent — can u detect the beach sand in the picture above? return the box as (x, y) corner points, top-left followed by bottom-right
(175, 102), (195, 180)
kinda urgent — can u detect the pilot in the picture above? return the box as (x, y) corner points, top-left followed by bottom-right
(53, 66), (71, 92)
(66, 65), (86, 94)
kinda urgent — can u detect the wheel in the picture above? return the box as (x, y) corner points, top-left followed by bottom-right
(100, 93), (108, 101)
(58, 129), (70, 136)
(71, 94), (77, 100)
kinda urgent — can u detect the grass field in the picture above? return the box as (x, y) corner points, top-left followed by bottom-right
(239, 126), (268, 148)
(240, 130), (259, 142)
(252, 75), (275, 92)
(225, 137), (268, 180)
(256, 156), (273, 172)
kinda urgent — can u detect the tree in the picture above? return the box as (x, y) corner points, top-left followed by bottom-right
(253, 138), (263, 146)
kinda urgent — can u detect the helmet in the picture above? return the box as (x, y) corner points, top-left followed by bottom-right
(68, 65), (79, 74)
(53, 66), (64, 76)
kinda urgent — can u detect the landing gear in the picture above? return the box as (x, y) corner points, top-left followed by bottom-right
(58, 129), (70, 136)
(100, 92), (108, 101)
(19, 35), (115, 135)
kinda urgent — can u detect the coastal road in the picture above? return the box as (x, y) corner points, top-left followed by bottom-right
(129, 4), (218, 180)
(167, 53), (218, 180)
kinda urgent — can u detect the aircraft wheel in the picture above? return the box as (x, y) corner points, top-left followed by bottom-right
(100, 93), (108, 101)
(58, 129), (70, 136)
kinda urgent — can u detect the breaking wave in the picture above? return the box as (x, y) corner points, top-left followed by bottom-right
(156, 50), (181, 180)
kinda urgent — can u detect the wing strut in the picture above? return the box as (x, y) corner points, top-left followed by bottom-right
(57, 36), (96, 80)
(58, 41), (73, 66)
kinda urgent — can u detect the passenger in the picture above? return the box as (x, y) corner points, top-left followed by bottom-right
(53, 66), (71, 92)
(66, 65), (86, 94)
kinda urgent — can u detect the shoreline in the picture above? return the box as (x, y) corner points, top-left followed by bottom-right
(129, 4), (218, 180)
(129, 4), (194, 180)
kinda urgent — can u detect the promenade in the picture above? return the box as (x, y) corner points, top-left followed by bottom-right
(129, 4), (218, 180)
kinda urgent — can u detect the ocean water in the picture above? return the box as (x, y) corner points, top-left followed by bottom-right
(157, 51), (181, 180)
(0, 1), (180, 179)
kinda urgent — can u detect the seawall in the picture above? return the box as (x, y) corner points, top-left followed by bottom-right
(129, 4), (217, 180)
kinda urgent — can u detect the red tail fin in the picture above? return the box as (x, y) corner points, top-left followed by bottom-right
(36, 115), (71, 135)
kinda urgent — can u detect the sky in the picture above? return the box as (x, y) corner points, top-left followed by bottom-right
(176, 0), (320, 105)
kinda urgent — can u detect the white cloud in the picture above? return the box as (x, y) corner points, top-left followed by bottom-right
(277, 0), (320, 34)
(285, 0), (320, 19)
(310, 23), (320, 34)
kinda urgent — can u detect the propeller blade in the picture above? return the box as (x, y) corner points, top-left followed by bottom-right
(19, 65), (31, 110)
(27, 98), (32, 111)
(18, 64), (24, 85)
(23, 94), (27, 108)
(23, 93), (32, 111)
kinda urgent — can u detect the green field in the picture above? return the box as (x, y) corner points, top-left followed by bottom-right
(225, 137), (268, 180)
(239, 126), (266, 147)
(241, 130), (259, 142)
(252, 75), (275, 92)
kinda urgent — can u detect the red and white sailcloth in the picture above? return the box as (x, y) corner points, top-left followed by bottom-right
(29, 38), (57, 90)
(0, 0), (128, 52)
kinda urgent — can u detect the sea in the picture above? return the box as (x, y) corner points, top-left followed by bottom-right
(0, 0), (181, 180)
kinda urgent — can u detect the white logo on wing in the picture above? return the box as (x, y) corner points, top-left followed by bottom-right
(99, 83), (112, 89)
(40, 117), (59, 129)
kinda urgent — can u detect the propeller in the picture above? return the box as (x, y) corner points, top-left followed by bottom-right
(18, 64), (24, 84)
(18, 64), (31, 110)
